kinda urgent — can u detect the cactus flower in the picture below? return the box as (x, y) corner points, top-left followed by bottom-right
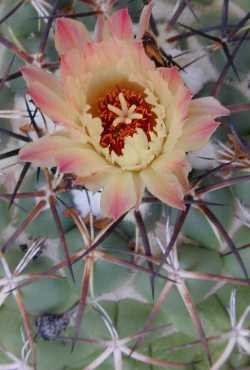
(19, 4), (229, 219)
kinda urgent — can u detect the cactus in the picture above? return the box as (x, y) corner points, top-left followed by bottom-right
(0, 1), (250, 370)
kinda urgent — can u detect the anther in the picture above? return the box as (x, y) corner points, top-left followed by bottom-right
(108, 93), (143, 127)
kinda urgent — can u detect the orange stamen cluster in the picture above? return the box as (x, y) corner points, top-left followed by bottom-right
(98, 85), (157, 156)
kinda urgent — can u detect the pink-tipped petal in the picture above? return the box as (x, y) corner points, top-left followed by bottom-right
(60, 49), (87, 107)
(20, 135), (111, 177)
(153, 150), (191, 191)
(94, 15), (105, 42)
(108, 8), (133, 39)
(177, 96), (229, 151)
(159, 67), (183, 92)
(60, 48), (83, 79)
(141, 167), (185, 210)
(178, 89), (193, 120)
(178, 118), (220, 152)
(188, 97), (230, 118)
(160, 67), (192, 119)
(55, 18), (90, 55)
(56, 147), (111, 176)
(22, 66), (76, 125)
(19, 134), (73, 167)
(76, 172), (112, 192)
(101, 172), (141, 219)
(27, 82), (77, 127)
(137, 1), (153, 40)
(22, 66), (62, 96)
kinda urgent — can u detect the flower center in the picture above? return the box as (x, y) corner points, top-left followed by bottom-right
(97, 85), (157, 156)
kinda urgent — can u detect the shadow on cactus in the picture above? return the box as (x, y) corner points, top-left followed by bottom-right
(0, 1), (250, 369)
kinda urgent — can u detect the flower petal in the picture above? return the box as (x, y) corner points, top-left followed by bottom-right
(55, 18), (90, 55)
(22, 65), (78, 126)
(176, 97), (229, 152)
(152, 67), (192, 152)
(108, 8), (133, 39)
(188, 97), (230, 118)
(101, 172), (142, 219)
(177, 118), (220, 152)
(141, 167), (185, 210)
(153, 150), (191, 191)
(27, 81), (78, 128)
(19, 134), (112, 177)
(76, 172), (112, 192)
(159, 67), (192, 118)
(22, 66), (62, 96)
(56, 147), (112, 177)
(160, 67), (183, 92)
(133, 173), (145, 208)
(137, 1), (153, 40)
(19, 134), (74, 167)
(94, 15), (105, 42)
(60, 48), (83, 79)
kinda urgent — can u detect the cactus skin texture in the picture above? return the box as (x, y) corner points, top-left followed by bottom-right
(0, 1), (250, 370)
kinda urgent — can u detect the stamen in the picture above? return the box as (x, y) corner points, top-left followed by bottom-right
(97, 85), (157, 156)
(130, 112), (143, 120)
(107, 104), (123, 116)
(118, 92), (129, 113)
(128, 104), (137, 114)
(124, 117), (132, 124)
(113, 116), (128, 126)
(108, 93), (143, 127)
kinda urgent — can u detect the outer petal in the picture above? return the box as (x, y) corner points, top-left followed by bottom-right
(60, 49), (87, 112)
(159, 67), (192, 119)
(108, 8), (133, 39)
(152, 67), (192, 152)
(101, 172), (143, 219)
(22, 66), (79, 128)
(137, 1), (153, 40)
(55, 147), (112, 176)
(55, 18), (90, 55)
(160, 67), (182, 91)
(22, 66), (62, 96)
(153, 150), (191, 191)
(177, 118), (220, 152)
(94, 15), (105, 42)
(27, 82), (78, 128)
(60, 47), (89, 98)
(140, 167), (185, 210)
(177, 97), (229, 152)
(60, 48), (83, 80)
(19, 134), (74, 167)
(19, 134), (111, 177)
(76, 172), (113, 192)
(188, 97), (230, 118)
(133, 173), (145, 209)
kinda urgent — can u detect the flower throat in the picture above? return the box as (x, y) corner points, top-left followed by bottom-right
(96, 85), (157, 156)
